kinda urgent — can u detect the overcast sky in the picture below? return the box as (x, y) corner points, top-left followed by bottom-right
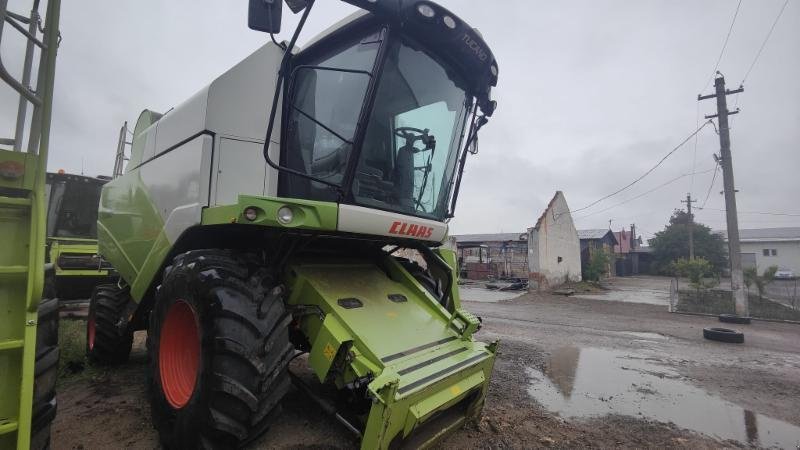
(1, 0), (797, 241)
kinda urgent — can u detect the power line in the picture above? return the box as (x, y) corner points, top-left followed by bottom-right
(741, 0), (791, 84)
(701, 0), (743, 92)
(696, 206), (800, 217)
(690, 102), (701, 194)
(574, 168), (715, 220)
(570, 120), (713, 215)
(700, 161), (720, 208)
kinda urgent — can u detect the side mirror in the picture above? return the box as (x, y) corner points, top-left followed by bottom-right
(248, 0), (283, 34)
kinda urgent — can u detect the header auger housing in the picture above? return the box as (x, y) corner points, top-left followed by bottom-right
(93, 1), (499, 447)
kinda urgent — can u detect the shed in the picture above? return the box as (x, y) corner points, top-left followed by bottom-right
(718, 227), (800, 275)
(578, 229), (619, 277)
(454, 232), (528, 280)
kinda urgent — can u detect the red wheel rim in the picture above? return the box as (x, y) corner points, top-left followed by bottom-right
(87, 314), (96, 350)
(159, 300), (200, 409)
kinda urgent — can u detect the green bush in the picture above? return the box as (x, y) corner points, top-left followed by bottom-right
(672, 257), (716, 290)
(583, 249), (611, 282)
(743, 265), (778, 299)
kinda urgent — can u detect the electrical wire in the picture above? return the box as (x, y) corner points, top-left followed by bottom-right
(700, 161), (720, 209)
(570, 120), (713, 215)
(701, 0), (743, 92)
(696, 206), (800, 217)
(690, 102), (701, 194)
(574, 167), (715, 220)
(741, 0), (791, 84)
(734, 0), (791, 109)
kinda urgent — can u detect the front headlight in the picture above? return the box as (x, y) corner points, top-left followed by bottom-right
(277, 206), (294, 224)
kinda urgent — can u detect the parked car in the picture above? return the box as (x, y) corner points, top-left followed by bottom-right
(774, 269), (795, 279)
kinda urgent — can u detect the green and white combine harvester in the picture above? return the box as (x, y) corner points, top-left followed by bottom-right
(90, 0), (500, 448)
(45, 171), (115, 300)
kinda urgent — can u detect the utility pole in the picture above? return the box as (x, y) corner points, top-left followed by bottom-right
(698, 73), (746, 316)
(682, 193), (696, 259)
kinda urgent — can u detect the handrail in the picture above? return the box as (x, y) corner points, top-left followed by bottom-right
(0, 0), (43, 107)
(4, 15), (45, 48)
(13, 1), (41, 151)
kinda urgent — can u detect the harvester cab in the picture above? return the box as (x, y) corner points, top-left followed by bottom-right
(93, 1), (499, 448)
(44, 172), (115, 299)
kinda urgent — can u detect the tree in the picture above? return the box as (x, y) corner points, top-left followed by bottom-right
(672, 257), (717, 290)
(648, 210), (727, 275)
(743, 265), (778, 299)
(583, 248), (611, 282)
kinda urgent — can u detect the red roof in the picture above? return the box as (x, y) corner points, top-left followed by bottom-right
(614, 230), (631, 254)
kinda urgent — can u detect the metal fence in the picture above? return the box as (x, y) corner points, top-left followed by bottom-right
(670, 277), (800, 322)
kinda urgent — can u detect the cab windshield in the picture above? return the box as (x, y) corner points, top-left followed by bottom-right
(45, 176), (104, 239)
(281, 30), (470, 222)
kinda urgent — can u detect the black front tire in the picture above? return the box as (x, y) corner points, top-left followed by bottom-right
(86, 284), (134, 364)
(148, 249), (294, 449)
(31, 272), (59, 450)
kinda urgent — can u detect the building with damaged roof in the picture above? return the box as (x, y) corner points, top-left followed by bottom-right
(527, 191), (582, 290)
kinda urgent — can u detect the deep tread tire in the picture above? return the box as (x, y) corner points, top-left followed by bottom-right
(86, 284), (134, 364)
(31, 274), (59, 450)
(703, 327), (745, 343)
(718, 314), (751, 324)
(148, 249), (294, 449)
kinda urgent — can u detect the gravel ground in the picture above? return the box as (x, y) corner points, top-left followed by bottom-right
(52, 283), (800, 449)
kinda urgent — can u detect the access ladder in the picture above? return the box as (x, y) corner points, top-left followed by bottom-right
(0, 0), (61, 448)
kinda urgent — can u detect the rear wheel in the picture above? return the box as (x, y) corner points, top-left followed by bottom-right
(86, 284), (134, 364)
(148, 249), (294, 449)
(31, 272), (59, 450)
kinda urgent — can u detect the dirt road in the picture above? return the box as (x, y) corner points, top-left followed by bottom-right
(52, 286), (800, 449)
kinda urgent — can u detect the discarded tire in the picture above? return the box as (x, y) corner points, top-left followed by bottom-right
(718, 314), (751, 324)
(703, 327), (744, 344)
(148, 249), (293, 448)
(86, 284), (135, 364)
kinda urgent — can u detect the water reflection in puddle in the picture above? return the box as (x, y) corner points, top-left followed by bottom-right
(527, 347), (800, 449)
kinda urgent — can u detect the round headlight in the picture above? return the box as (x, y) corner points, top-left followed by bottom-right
(442, 15), (456, 29)
(417, 4), (435, 18)
(277, 206), (293, 224)
(244, 207), (258, 221)
(490, 64), (498, 77)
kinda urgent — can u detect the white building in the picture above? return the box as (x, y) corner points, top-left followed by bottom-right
(719, 227), (800, 275)
(528, 191), (582, 289)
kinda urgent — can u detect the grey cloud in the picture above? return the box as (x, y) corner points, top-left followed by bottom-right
(0, 0), (796, 240)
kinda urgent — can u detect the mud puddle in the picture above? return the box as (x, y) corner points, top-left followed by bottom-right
(526, 346), (800, 449)
(459, 286), (524, 303)
(621, 331), (669, 341)
(574, 289), (669, 306)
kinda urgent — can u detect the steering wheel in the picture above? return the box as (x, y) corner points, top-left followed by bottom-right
(394, 127), (435, 152)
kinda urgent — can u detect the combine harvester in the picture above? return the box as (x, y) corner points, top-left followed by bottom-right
(93, 0), (499, 447)
(45, 171), (115, 300)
